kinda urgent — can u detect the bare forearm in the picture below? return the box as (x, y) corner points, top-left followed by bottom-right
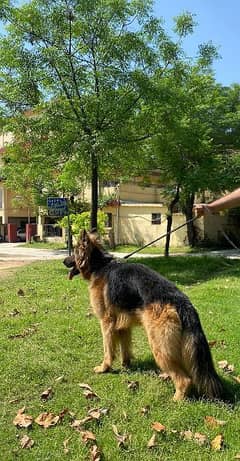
(207, 188), (240, 213)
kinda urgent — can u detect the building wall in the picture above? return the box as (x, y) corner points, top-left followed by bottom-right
(105, 204), (189, 247)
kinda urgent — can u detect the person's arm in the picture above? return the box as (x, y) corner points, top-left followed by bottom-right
(194, 188), (240, 217)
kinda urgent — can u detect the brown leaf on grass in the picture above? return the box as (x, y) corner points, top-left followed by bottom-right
(79, 383), (94, 392)
(20, 435), (34, 449)
(208, 339), (226, 348)
(181, 430), (208, 446)
(147, 433), (158, 448)
(141, 405), (150, 416)
(9, 308), (21, 317)
(83, 390), (100, 400)
(194, 432), (208, 446)
(151, 422), (166, 432)
(40, 387), (53, 401)
(79, 383), (99, 400)
(17, 288), (25, 296)
(8, 325), (38, 340)
(218, 360), (234, 373)
(232, 375), (240, 384)
(90, 444), (101, 461)
(88, 408), (108, 420)
(234, 454), (240, 459)
(80, 430), (96, 444)
(71, 416), (93, 429)
(180, 430), (194, 441)
(35, 412), (60, 428)
(204, 416), (226, 428)
(158, 372), (170, 381)
(63, 438), (70, 454)
(112, 424), (129, 448)
(13, 407), (33, 428)
(127, 380), (139, 391)
(211, 434), (224, 451)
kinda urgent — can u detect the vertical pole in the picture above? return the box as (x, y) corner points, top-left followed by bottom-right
(67, 200), (71, 256)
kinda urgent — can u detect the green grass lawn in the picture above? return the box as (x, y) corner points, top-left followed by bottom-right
(1, 256), (240, 460)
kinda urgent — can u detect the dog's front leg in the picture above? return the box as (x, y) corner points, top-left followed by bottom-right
(94, 318), (117, 373)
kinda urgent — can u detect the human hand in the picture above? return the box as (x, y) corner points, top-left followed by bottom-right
(193, 204), (211, 218)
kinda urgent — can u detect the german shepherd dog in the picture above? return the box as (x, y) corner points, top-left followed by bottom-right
(64, 230), (222, 401)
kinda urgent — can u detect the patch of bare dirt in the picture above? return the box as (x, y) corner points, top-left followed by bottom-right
(0, 260), (33, 279)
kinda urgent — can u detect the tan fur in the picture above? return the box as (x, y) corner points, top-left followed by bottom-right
(90, 273), (192, 400)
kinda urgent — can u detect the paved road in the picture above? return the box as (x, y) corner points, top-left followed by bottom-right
(0, 242), (240, 261)
(0, 242), (68, 261)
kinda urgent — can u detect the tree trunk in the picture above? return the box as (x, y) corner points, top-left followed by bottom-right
(91, 150), (98, 230)
(164, 186), (180, 257)
(183, 193), (196, 247)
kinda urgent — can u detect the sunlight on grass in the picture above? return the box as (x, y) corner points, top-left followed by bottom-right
(0, 256), (240, 460)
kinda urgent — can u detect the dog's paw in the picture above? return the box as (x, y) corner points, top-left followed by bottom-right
(94, 364), (110, 373)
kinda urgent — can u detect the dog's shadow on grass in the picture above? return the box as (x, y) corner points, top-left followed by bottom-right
(121, 357), (240, 405)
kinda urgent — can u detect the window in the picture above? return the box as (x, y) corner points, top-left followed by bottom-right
(152, 213), (161, 225)
(106, 212), (113, 227)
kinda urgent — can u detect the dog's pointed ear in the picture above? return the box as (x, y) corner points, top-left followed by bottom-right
(79, 229), (89, 243)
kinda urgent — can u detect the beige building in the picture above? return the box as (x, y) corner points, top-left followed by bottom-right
(102, 178), (240, 248)
(102, 178), (189, 247)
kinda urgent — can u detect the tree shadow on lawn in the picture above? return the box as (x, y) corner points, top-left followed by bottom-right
(134, 256), (240, 287)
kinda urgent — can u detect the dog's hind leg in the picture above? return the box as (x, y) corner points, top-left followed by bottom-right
(143, 304), (192, 401)
(118, 329), (133, 367)
(94, 318), (118, 373)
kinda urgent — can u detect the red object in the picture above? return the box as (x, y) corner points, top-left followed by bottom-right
(26, 223), (37, 241)
(8, 223), (17, 242)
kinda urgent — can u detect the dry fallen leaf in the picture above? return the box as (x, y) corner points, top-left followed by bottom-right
(194, 432), (208, 447)
(35, 412), (60, 428)
(158, 372), (170, 381)
(211, 434), (224, 451)
(218, 360), (234, 373)
(208, 339), (226, 348)
(83, 390), (99, 400)
(141, 406), (150, 416)
(13, 407), (33, 428)
(204, 416), (226, 428)
(79, 383), (94, 392)
(151, 422), (166, 433)
(147, 433), (158, 448)
(55, 375), (64, 383)
(79, 383), (99, 399)
(234, 454), (240, 459)
(180, 430), (194, 441)
(71, 416), (93, 429)
(127, 380), (139, 391)
(40, 387), (53, 401)
(9, 308), (21, 317)
(63, 438), (70, 454)
(232, 375), (240, 384)
(20, 435), (34, 449)
(112, 424), (129, 448)
(80, 430), (97, 444)
(88, 408), (109, 420)
(181, 430), (208, 446)
(90, 444), (101, 461)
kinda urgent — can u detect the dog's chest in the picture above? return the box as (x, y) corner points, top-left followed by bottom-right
(89, 276), (107, 318)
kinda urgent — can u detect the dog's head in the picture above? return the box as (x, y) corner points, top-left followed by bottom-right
(63, 229), (101, 280)
(63, 255), (80, 280)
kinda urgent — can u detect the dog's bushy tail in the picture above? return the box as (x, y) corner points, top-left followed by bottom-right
(183, 329), (222, 399)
